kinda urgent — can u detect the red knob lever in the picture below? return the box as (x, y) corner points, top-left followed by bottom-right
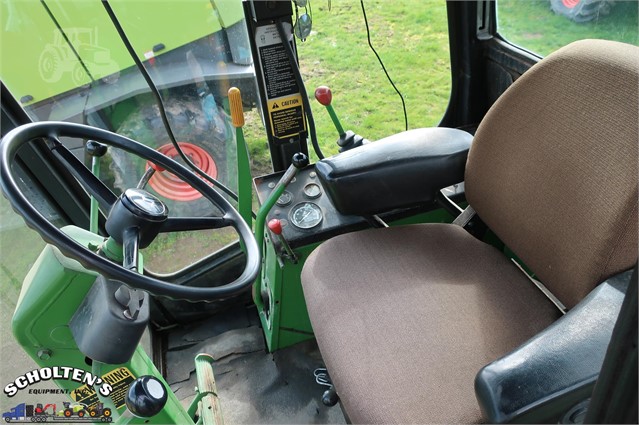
(314, 85), (345, 136)
(314, 86), (333, 106)
(267, 218), (296, 262)
(268, 219), (283, 235)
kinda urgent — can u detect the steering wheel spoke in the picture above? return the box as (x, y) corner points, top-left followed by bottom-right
(48, 136), (118, 212)
(159, 216), (234, 233)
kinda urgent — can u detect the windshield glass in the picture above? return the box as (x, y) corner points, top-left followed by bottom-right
(1, 0), (259, 274)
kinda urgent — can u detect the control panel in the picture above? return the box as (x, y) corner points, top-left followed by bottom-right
(254, 165), (368, 249)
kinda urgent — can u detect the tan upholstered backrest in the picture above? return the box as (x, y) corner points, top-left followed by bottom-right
(465, 40), (638, 309)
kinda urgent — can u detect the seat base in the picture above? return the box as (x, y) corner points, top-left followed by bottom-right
(301, 224), (561, 423)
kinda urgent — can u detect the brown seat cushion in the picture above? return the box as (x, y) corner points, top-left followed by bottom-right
(302, 224), (561, 424)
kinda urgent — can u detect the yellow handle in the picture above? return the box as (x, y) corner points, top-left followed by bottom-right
(228, 87), (244, 128)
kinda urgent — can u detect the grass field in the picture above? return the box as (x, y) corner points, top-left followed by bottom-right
(499, 0), (638, 57)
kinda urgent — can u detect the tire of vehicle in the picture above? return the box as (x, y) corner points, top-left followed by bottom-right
(38, 48), (63, 83)
(64, 409), (72, 417)
(77, 411), (85, 418)
(111, 92), (234, 217)
(103, 409), (111, 417)
(550, 0), (612, 22)
(71, 63), (87, 87)
(89, 410), (97, 417)
(5, 417), (10, 422)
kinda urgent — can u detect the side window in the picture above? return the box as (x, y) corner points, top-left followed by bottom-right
(498, 0), (638, 57)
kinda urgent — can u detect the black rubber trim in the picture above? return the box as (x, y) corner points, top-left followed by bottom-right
(585, 265), (638, 423)
(475, 271), (632, 423)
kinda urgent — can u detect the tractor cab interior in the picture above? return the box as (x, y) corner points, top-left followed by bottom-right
(1, 1), (637, 424)
(302, 39), (638, 424)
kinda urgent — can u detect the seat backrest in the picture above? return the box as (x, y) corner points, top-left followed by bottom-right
(465, 39), (638, 309)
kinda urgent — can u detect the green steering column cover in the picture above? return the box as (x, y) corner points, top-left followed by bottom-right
(12, 225), (193, 424)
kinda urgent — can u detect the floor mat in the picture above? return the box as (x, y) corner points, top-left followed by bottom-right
(165, 314), (345, 424)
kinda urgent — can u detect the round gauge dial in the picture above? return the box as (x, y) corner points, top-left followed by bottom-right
(276, 191), (293, 206)
(303, 183), (322, 199)
(290, 202), (323, 229)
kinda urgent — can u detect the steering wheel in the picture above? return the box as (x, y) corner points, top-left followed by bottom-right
(0, 121), (260, 301)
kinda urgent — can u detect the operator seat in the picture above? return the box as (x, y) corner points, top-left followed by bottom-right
(301, 39), (638, 423)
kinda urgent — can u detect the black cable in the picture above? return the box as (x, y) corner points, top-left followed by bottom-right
(275, 21), (324, 160)
(39, 0), (95, 83)
(101, 1), (240, 203)
(360, 0), (408, 132)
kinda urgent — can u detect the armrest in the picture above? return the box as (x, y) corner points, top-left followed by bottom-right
(474, 271), (632, 423)
(315, 127), (472, 216)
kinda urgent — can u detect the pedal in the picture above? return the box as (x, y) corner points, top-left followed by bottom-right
(314, 368), (339, 407)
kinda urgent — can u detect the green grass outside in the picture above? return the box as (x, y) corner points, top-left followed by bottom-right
(498, 0), (638, 57)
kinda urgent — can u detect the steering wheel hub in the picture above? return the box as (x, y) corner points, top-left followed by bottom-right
(122, 189), (169, 220)
(106, 189), (169, 249)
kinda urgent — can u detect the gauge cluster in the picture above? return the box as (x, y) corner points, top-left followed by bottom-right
(254, 165), (368, 248)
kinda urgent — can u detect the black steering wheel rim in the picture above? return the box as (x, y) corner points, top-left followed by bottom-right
(0, 121), (260, 301)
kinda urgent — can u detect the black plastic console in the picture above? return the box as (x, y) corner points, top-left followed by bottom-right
(474, 271), (632, 423)
(315, 127), (472, 215)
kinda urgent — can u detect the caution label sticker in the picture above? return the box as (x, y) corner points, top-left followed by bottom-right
(71, 367), (135, 410)
(267, 94), (306, 139)
(255, 23), (306, 140)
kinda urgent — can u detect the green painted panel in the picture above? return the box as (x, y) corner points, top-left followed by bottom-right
(12, 226), (192, 423)
(43, 0), (134, 81)
(107, 0), (225, 61)
(0, 0), (91, 104)
(2, 0), (246, 105)
(212, 0), (245, 28)
(258, 238), (319, 352)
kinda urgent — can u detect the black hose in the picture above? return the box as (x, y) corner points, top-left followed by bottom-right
(276, 21), (324, 160)
(360, 0), (408, 132)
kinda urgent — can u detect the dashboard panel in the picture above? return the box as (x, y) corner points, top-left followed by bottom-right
(254, 165), (369, 249)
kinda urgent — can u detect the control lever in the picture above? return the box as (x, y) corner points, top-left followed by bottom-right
(120, 376), (168, 422)
(314, 368), (339, 407)
(85, 140), (108, 233)
(314, 86), (370, 152)
(268, 219), (297, 263)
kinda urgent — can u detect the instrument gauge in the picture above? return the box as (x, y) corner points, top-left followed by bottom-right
(276, 191), (293, 206)
(290, 202), (323, 229)
(303, 183), (322, 199)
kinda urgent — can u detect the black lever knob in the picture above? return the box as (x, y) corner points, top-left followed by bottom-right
(292, 152), (309, 169)
(86, 140), (108, 157)
(125, 375), (168, 418)
(322, 387), (339, 407)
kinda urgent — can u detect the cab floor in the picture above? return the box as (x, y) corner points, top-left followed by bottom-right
(163, 304), (346, 424)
